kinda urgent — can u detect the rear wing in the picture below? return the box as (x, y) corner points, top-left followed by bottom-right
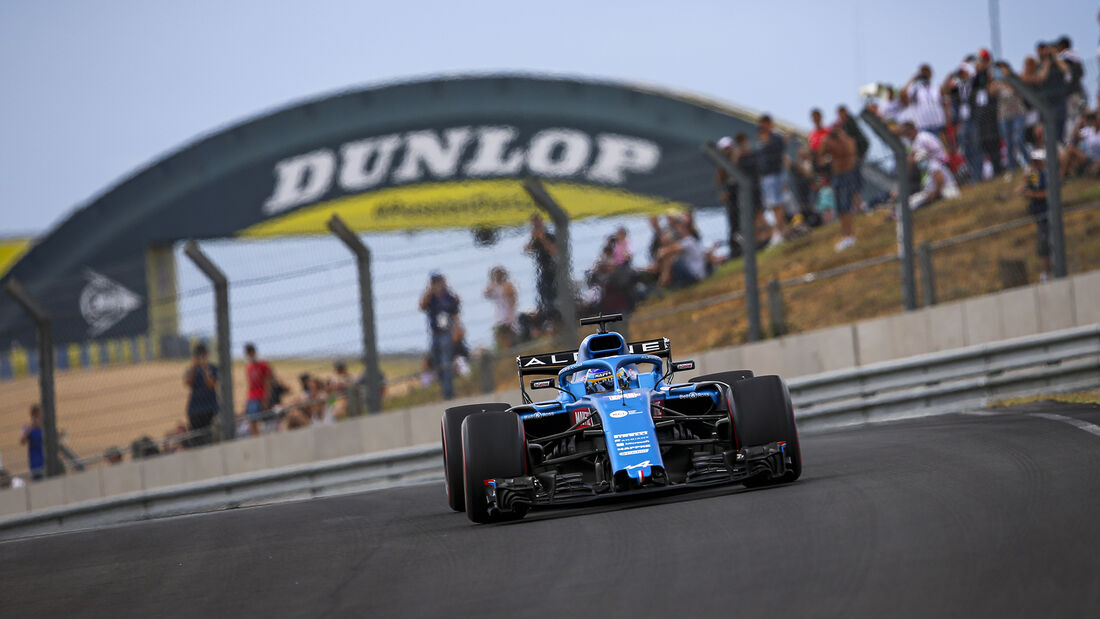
(516, 338), (671, 377)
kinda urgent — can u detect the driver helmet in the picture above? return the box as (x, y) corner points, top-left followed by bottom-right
(585, 368), (615, 394)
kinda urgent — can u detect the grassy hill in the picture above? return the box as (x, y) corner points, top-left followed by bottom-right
(632, 176), (1100, 353)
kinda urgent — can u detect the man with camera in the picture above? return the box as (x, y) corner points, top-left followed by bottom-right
(420, 271), (461, 400)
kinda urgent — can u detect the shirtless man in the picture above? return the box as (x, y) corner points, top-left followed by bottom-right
(823, 125), (859, 251)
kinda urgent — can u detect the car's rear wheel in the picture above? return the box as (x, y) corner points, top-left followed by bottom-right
(462, 411), (528, 524)
(690, 370), (754, 386)
(442, 403), (510, 512)
(729, 375), (801, 487)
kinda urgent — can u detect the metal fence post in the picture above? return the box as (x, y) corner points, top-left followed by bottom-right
(522, 177), (579, 347)
(4, 278), (63, 477)
(860, 109), (917, 311)
(183, 241), (235, 440)
(918, 242), (937, 307)
(327, 215), (383, 414)
(999, 63), (1067, 279)
(701, 142), (762, 342)
(766, 279), (786, 337)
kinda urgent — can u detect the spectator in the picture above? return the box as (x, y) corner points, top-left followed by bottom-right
(808, 109), (830, 157)
(646, 214), (666, 264)
(908, 145), (960, 210)
(525, 214), (558, 326)
(945, 61), (982, 181)
(900, 121), (948, 164)
(162, 422), (188, 454)
(1015, 149), (1052, 282)
(755, 114), (788, 246)
(879, 86), (904, 123)
(902, 64), (947, 135)
(243, 343), (274, 436)
(130, 436), (160, 459)
(1036, 41), (1071, 142)
(419, 271), (460, 400)
(284, 407), (310, 430)
(656, 215), (707, 288)
(0, 467), (25, 489)
(714, 134), (764, 256)
(790, 145), (820, 228)
(970, 49), (1004, 177)
(611, 226), (632, 266)
(713, 135), (740, 256)
(1026, 123), (1075, 179)
(815, 173), (837, 225)
(734, 133), (768, 249)
(306, 376), (329, 422)
(452, 320), (472, 378)
(586, 232), (638, 314)
(1062, 111), (1100, 177)
(104, 447), (123, 464)
(484, 266), (518, 350)
(183, 343), (218, 446)
(1020, 55), (1043, 128)
(1055, 36), (1086, 140)
(19, 404), (45, 480)
(823, 126), (859, 252)
(836, 105), (869, 211)
(328, 360), (355, 418)
(994, 78), (1028, 172)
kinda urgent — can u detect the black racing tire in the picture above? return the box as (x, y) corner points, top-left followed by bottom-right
(729, 375), (801, 487)
(462, 411), (528, 524)
(441, 403), (510, 512)
(690, 370), (755, 386)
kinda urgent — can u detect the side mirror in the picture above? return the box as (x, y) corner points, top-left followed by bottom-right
(530, 378), (555, 390)
(671, 360), (695, 372)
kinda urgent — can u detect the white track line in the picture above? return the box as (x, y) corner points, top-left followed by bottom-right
(1032, 412), (1100, 439)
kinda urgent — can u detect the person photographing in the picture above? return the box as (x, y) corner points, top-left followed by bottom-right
(420, 271), (460, 400)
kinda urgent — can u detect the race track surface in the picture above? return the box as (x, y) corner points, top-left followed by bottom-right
(3, 401), (1100, 617)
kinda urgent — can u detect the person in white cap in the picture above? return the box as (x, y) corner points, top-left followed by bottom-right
(1015, 149), (1052, 281)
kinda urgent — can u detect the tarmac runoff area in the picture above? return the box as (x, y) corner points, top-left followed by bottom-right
(2, 401), (1099, 617)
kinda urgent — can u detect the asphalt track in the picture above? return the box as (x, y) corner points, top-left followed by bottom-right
(3, 401), (1100, 618)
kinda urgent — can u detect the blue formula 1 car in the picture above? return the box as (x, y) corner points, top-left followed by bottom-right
(440, 314), (801, 523)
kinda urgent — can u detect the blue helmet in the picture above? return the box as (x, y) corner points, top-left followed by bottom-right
(585, 368), (615, 394)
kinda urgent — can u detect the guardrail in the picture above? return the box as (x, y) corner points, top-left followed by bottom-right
(3, 324), (1096, 540)
(0, 443), (444, 541)
(788, 324), (1100, 430)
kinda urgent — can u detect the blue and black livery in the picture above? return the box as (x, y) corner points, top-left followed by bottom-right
(441, 314), (802, 524)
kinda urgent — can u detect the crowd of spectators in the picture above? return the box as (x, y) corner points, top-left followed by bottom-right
(866, 33), (1095, 281)
(714, 104), (872, 255)
(709, 27), (1096, 280)
(417, 209), (727, 396)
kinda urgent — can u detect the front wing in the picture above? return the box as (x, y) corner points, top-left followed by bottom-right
(481, 441), (791, 518)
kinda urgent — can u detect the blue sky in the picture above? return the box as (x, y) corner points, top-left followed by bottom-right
(1, 0), (1096, 237)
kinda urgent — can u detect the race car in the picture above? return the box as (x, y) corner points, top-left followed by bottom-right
(440, 313), (801, 523)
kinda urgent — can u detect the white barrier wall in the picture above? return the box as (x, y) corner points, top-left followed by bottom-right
(3, 270), (1099, 517)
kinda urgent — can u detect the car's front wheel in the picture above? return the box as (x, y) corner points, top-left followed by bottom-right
(462, 411), (528, 524)
(442, 403), (510, 512)
(730, 375), (801, 487)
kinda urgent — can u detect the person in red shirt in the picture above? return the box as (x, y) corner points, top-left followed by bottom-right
(244, 342), (273, 436)
(808, 108), (831, 158)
